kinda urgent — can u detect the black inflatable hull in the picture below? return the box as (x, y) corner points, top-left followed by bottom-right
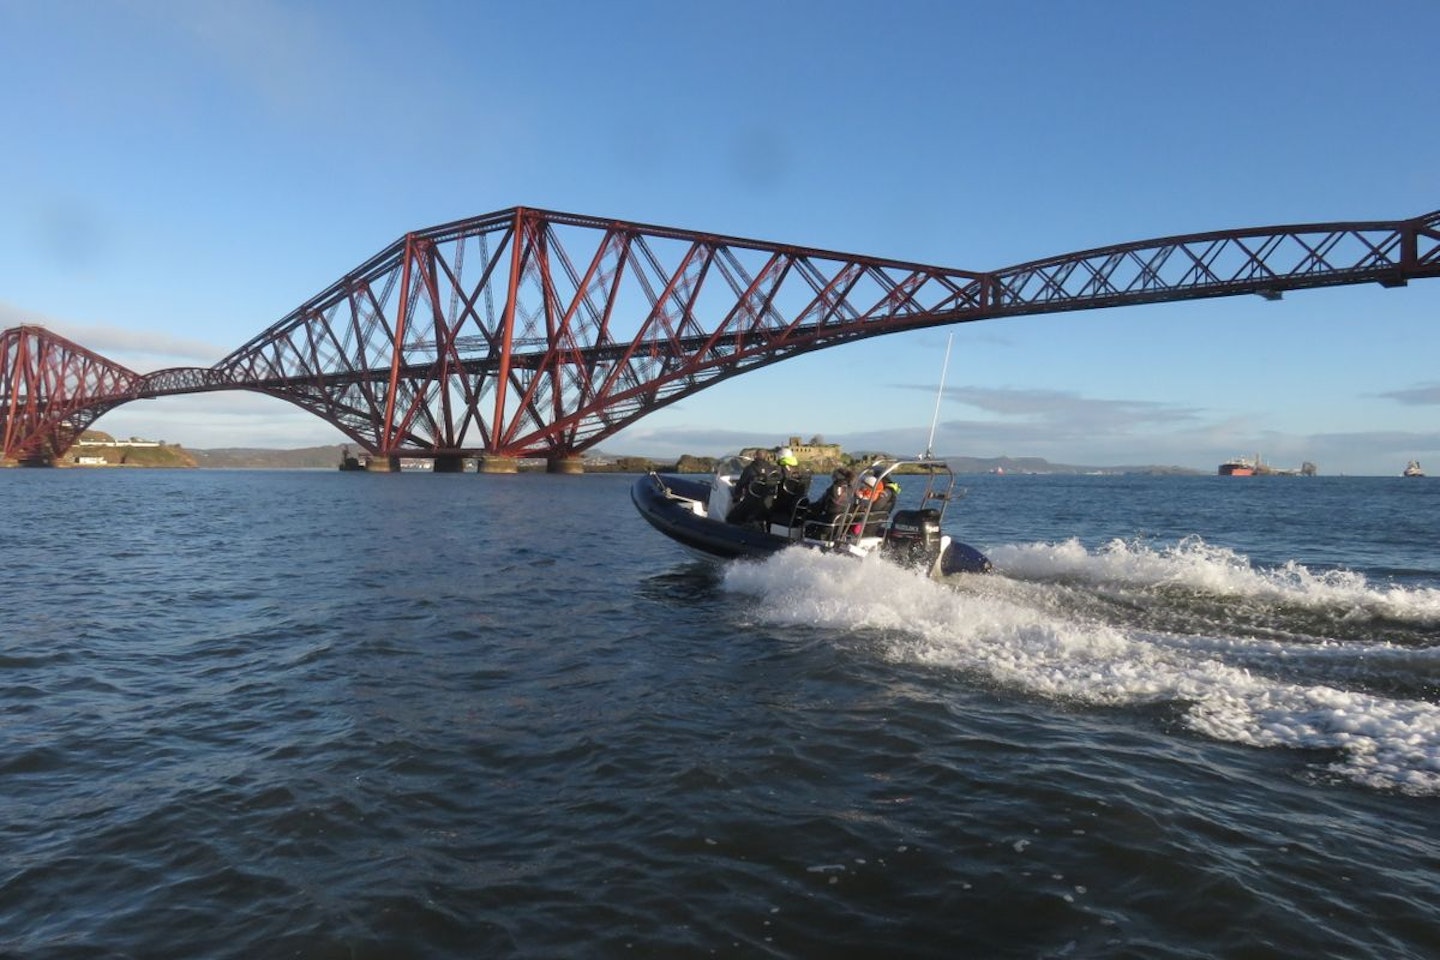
(631, 474), (991, 575)
(631, 473), (794, 560)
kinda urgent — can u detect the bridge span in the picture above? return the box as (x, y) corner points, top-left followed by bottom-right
(4, 206), (1438, 469)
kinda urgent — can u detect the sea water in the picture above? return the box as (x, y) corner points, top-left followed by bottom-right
(2, 469), (1437, 957)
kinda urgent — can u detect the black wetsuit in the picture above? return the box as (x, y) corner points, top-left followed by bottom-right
(726, 459), (780, 525)
(769, 464), (812, 525)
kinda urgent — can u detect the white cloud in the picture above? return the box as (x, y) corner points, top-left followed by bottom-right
(52, 322), (227, 367)
(1377, 383), (1440, 407)
(938, 385), (1202, 436)
(93, 393), (348, 450)
(1, 301), (227, 367)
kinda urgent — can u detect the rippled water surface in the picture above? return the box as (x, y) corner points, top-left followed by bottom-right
(3, 469), (1438, 958)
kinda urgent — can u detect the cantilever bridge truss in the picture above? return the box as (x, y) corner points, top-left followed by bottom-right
(4, 206), (1440, 464)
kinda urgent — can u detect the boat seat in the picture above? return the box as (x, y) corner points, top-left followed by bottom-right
(768, 496), (811, 529)
(803, 516), (847, 542)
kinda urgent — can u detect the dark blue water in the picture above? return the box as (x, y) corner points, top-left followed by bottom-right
(3, 469), (1438, 958)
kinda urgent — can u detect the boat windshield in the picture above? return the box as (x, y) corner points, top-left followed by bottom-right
(713, 453), (750, 481)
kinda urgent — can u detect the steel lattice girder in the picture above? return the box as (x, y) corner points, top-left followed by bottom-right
(201, 208), (994, 458)
(990, 210), (1440, 312)
(4, 207), (1439, 462)
(203, 206), (1438, 458)
(1, 326), (142, 462)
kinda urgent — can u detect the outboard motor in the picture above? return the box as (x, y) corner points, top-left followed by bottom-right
(881, 508), (944, 569)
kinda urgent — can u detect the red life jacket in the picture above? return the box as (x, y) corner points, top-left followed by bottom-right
(856, 479), (884, 503)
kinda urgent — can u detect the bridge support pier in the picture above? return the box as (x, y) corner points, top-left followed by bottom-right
(547, 455), (584, 475)
(433, 455), (464, 473)
(478, 455), (518, 474)
(365, 455), (399, 472)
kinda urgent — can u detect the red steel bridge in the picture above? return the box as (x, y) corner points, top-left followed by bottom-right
(4, 206), (1439, 470)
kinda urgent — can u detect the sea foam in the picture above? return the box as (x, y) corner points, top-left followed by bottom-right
(722, 545), (1440, 795)
(987, 536), (1440, 625)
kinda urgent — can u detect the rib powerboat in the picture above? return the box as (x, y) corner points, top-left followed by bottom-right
(631, 455), (992, 577)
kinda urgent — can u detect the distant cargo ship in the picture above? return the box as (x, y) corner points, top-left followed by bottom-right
(1217, 454), (1313, 477)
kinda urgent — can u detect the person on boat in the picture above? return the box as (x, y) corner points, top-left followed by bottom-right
(852, 473), (896, 536)
(806, 466), (854, 538)
(726, 448), (780, 526)
(769, 446), (812, 526)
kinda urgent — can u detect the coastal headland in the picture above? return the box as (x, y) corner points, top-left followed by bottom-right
(18, 431), (1200, 475)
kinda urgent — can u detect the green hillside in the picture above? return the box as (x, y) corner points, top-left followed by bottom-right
(65, 431), (197, 468)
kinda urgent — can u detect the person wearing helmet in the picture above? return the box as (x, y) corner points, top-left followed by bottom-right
(726, 448), (780, 527)
(770, 446), (811, 526)
(855, 474), (890, 506)
(874, 477), (898, 514)
(853, 472), (896, 536)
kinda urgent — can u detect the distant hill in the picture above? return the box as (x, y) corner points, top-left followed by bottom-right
(934, 455), (1199, 476)
(61, 431), (348, 470)
(66, 431), (197, 468)
(189, 445), (350, 469)
(587, 448), (1195, 475)
(100, 440), (1195, 475)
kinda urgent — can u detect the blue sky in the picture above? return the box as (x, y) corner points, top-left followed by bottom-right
(2, 0), (1437, 474)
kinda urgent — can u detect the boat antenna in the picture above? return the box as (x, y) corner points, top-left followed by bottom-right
(923, 333), (954, 460)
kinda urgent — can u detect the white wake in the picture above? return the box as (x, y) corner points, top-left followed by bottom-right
(721, 545), (1440, 796)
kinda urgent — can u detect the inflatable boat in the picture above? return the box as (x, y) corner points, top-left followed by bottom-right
(631, 454), (991, 577)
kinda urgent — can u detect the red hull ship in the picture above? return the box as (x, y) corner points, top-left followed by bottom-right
(1218, 456), (1258, 476)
